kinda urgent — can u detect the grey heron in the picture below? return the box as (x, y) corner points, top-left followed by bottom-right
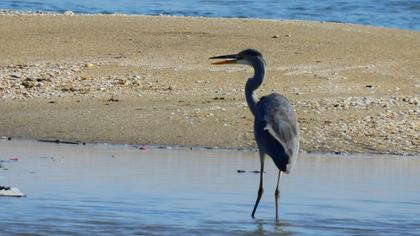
(209, 49), (299, 218)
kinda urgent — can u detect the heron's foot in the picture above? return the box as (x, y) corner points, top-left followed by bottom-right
(275, 188), (280, 219)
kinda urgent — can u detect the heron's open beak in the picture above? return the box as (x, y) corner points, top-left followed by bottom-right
(209, 54), (239, 65)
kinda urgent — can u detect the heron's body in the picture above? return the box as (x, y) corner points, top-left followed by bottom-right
(254, 93), (299, 173)
(210, 49), (299, 219)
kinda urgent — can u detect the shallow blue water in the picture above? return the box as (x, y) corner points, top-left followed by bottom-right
(1, 0), (419, 30)
(1, 140), (420, 235)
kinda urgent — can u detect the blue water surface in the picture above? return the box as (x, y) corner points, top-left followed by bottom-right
(1, 140), (420, 235)
(0, 0), (419, 30)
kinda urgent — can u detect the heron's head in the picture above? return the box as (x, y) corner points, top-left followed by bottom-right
(209, 49), (266, 66)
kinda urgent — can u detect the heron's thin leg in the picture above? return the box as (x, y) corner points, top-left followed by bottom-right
(251, 152), (265, 218)
(275, 170), (282, 219)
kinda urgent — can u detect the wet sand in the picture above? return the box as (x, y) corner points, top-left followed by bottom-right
(1, 140), (419, 234)
(0, 12), (419, 155)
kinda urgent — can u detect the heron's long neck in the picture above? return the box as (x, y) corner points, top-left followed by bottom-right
(245, 61), (265, 117)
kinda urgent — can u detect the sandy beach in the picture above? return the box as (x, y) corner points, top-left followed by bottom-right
(0, 12), (419, 155)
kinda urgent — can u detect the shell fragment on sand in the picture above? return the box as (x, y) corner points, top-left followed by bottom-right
(0, 186), (26, 197)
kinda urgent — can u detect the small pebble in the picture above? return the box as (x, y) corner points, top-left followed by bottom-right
(84, 63), (94, 68)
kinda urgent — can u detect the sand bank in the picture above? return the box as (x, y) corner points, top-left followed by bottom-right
(0, 12), (419, 155)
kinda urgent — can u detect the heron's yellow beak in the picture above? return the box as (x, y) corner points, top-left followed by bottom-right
(209, 54), (239, 65)
(210, 60), (238, 65)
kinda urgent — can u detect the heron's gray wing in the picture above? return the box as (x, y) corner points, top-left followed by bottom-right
(259, 94), (299, 173)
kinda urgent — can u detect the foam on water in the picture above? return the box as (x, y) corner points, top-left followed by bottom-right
(0, 140), (419, 235)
